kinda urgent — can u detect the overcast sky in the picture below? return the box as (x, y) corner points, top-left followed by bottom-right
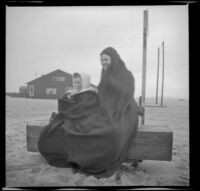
(6, 5), (189, 99)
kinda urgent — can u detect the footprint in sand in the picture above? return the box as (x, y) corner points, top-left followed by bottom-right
(172, 151), (177, 156)
(179, 176), (189, 181)
(115, 173), (122, 185)
(75, 178), (84, 186)
(19, 154), (26, 159)
(176, 163), (188, 170)
(6, 172), (17, 178)
(175, 179), (189, 186)
(57, 174), (70, 183)
(10, 154), (16, 158)
(31, 166), (41, 173)
(156, 179), (164, 186)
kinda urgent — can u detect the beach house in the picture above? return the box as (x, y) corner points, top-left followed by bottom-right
(26, 69), (73, 99)
(26, 69), (97, 99)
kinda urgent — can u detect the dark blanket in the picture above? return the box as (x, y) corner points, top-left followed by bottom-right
(38, 47), (138, 178)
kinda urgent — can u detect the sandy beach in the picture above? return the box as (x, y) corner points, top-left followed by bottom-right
(5, 96), (189, 187)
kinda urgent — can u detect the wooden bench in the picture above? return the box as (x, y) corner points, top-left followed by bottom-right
(26, 121), (173, 162)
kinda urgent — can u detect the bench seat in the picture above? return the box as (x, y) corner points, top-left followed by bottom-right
(26, 122), (173, 162)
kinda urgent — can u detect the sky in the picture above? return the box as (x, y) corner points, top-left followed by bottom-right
(6, 5), (189, 99)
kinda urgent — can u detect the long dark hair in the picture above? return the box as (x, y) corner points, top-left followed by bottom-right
(98, 47), (136, 123)
(99, 47), (134, 95)
(100, 47), (127, 75)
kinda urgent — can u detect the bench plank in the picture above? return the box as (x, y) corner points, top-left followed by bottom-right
(26, 122), (173, 161)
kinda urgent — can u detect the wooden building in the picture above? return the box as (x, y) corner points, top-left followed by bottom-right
(26, 69), (73, 99)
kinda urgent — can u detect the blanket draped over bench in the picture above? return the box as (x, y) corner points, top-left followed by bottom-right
(37, 47), (139, 178)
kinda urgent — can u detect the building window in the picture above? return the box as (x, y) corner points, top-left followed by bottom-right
(46, 88), (57, 95)
(30, 87), (33, 93)
(52, 76), (65, 81)
(28, 85), (34, 97)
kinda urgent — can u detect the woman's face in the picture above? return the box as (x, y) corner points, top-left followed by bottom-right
(73, 77), (82, 92)
(101, 54), (111, 70)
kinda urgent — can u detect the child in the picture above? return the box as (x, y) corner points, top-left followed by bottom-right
(49, 72), (94, 122)
(48, 72), (97, 124)
(64, 72), (96, 99)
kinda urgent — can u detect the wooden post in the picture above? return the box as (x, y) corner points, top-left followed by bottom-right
(155, 47), (160, 104)
(141, 10), (148, 114)
(161, 41), (165, 107)
(133, 10), (148, 168)
(139, 96), (145, 125)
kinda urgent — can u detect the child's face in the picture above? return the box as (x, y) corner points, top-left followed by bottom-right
(73, 77), (82, 92)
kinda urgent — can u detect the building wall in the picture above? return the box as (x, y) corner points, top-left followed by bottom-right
(19, 86), (28, 97)
(19, 87), (27, 94)
(27, 70), (73, 99)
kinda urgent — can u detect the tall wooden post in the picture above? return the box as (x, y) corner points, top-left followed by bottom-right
(161, 41), (165, 107)
(155, 47), (160, 104)
(141, 10), (148, 124)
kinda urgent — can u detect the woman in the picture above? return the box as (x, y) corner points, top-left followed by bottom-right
(37, 47), (138, 178)
(97, 47), (139, 174)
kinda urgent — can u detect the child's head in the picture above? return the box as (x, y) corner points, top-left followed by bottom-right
(72, 72), (91, 93)
(73, 73), (82, 92)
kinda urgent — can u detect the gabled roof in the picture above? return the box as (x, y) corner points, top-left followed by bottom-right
(26, 69), (72, 84)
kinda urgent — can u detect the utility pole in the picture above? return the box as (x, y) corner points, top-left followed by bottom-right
(132, 9), (149, 169)
(141, 9), (148, 124)
(155, 47), (160, 104)
(161, 41), (165, 107)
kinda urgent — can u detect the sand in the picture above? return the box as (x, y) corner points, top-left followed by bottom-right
(5, 96), (189, 187)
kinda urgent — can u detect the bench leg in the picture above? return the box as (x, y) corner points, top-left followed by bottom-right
(132, 159), (143, 169)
